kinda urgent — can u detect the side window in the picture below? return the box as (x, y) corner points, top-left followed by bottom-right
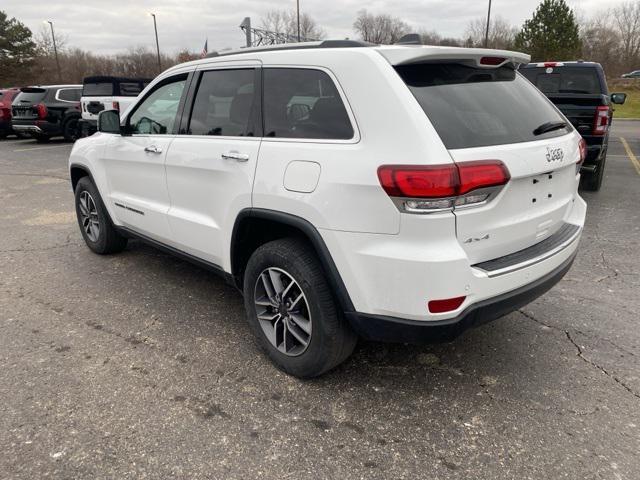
(129, 76), (187, 135)
(58, 88), (82, 102)
(187, 69), (256, 136)
(119, 82), (143, 96)
(263, 68), (353, 140)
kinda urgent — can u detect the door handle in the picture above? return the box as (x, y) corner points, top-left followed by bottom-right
(221, 151), (249, 162)
(144, 145), (162, 154)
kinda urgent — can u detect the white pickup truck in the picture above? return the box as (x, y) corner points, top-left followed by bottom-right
(79, 76), (150, 137)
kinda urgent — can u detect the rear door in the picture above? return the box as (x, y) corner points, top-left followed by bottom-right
(81, 81), (114, 120)
(164, 65), (261, 267)
(395, 62), (581, 264)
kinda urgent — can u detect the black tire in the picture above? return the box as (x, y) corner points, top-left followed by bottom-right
(74, 176), (128, 254)
(63, 117), (80, 142)
(243, 238), (357, 378)
(580, 155), (606, 191)
(33, 134), (50, 143)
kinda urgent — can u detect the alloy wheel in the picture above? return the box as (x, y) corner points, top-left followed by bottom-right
(78, 191), (100, 242)
(254, 267), (312, 356)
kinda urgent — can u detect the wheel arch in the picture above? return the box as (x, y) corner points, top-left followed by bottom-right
(69, 163), (94, 192)
(230, 208), (355, 313)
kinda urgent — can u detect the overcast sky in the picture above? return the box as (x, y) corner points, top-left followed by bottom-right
(3, 0), (629, 55)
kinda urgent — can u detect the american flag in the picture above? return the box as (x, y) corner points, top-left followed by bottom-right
(200, 39), (208, 58)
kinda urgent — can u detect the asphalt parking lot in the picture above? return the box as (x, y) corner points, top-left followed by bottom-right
(1, 123), (639, 479)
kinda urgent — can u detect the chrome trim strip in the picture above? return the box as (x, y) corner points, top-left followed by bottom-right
(390, 185), (504, 215)
(12, 125), (43, 133)
(474, 225), (582, 278)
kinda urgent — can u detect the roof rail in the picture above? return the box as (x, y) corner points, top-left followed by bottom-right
(205, 39), (374, 59)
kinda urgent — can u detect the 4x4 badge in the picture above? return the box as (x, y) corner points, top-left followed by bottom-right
(463, 234), (490, 244)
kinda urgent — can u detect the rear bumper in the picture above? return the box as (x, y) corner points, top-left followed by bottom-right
(11, 120), (61, 136)
(322, 194), (586, 323)
(12, 124), (44, 134)
(346, 251), (576, 344)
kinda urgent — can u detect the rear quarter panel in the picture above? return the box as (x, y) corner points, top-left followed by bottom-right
(252, 49), (454, 235)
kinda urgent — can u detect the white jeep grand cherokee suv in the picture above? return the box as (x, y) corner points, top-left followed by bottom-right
(68, 40), (587, 378)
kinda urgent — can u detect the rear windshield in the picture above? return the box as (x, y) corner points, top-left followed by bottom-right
(395, 63), (568, 149)
(13, 90), (47, 105)
(83, 83), (113, 96)
(520, 66), (602, 94)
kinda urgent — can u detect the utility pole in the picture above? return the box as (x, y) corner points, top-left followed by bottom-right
(296, 0), (301, 42)
(46, 21), (62, 83)
(150, 13), (162, 72)
(241, 17), (252, 47)
(484, 0), (492, 48)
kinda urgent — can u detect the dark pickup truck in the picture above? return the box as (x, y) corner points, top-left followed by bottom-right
(520, 61), (627, 191)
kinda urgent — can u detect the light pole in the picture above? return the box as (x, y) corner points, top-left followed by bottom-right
(46, 20), (62, 82)
(150, 13), (162, 72)
(484, 0), (492, 48)
(296, 0), (301, 42)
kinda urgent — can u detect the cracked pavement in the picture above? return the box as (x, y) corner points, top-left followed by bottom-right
(1, 123), (639, 479)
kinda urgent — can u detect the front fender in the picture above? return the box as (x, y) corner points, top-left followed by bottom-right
(68, 134), (121, 226)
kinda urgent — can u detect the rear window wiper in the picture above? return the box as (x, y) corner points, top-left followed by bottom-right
(533, 120), (568, 136)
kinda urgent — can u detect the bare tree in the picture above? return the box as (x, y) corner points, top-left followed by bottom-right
(353, 9), (409, 44)
(261, 10), (289, 36)
(465, 16), (517, 49)
(578, 1), (640, 77)
(612, 1), (640, 67)
(260, 9), (325, 41)
(580, 17), (623, 75)
(34, 24), (68, 56)
(418, 29), (441, 45)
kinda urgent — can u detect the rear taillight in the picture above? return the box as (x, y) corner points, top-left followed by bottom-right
(592, 106), (609, 135)
(480, 56), (505, 66)
(377, 164), (458, 198)
(377, 161), (510, 213)
(578, 139), (587, 165)
(36, 103), (48, 119)
(112, 101), (120, 111)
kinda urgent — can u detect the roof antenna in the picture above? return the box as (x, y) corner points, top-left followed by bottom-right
(396, 33), (422, 45)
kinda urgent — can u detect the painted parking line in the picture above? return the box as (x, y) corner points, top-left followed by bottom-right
(1, 140), (35, 145)
(13, 144), (71, 152)
(619, 137), (640, 176)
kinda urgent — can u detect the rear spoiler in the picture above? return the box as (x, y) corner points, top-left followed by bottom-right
(377, 46), (531, 68)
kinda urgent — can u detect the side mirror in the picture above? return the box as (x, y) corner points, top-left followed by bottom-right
(97, 109), (121, 134)
(611, 93), (627, 105)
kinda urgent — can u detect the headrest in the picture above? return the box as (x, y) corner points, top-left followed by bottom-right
(310, 97), (347, 125)
(230, 94), (253, 125)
